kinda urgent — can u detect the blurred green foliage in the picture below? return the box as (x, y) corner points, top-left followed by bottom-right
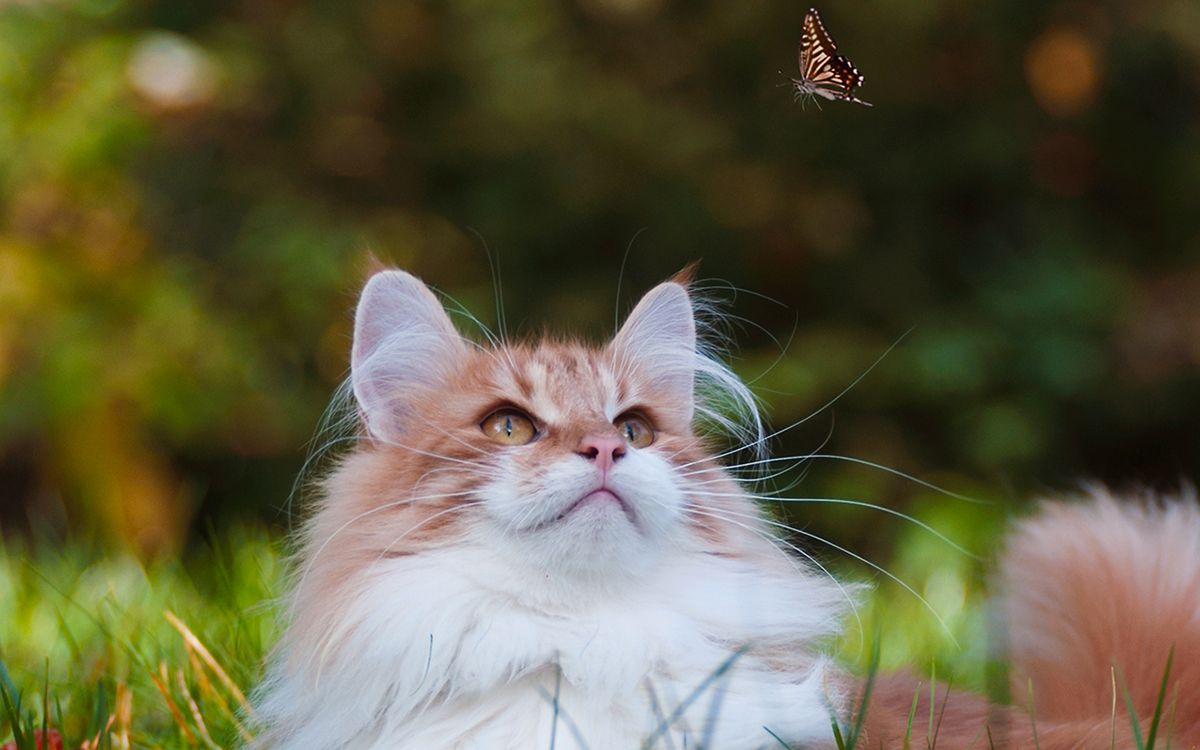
(1, 0), (1199, 735)
(2, 0), (1199, 549)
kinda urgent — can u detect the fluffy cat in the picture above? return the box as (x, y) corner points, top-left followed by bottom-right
(253, 268), (1200, 749)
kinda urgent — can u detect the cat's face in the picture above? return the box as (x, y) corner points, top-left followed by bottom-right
(344, 269), (736, 581)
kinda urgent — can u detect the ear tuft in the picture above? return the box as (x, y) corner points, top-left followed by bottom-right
(351, 270), (468, 441)
(669, 260), (701, 287)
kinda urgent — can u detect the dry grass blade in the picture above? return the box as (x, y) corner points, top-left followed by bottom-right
(187, 649), (254, 743)
(114, 682), (132, 750)
(175, 668), (222, 750)
(1111, 667), (1118, 750)
(150, 662), (196, 746)
(79, 714), (115, 750)
(164, 610), (256, 719)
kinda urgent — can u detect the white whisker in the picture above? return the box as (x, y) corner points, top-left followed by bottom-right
(680, 503), (865, 646)
(296, 489), (479, 597)
(675, 329), (911, 470)
(694, 490), (976, 558)
(372, 501), (486, 565)
(686, 453), (986, 505)
(371, 435), (493, 469)
(693, 502), (959, 645)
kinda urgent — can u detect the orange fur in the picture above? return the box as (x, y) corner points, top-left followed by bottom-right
(269, 269), (1200, 749)
(849, 488), (1200, 749)
(286, 339), (784, 674)
(1004, 488), (1200, 746)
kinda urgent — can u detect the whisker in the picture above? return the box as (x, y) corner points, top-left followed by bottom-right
(743, 314), (798, 390)
(468, 228), (509, 344)
(445, 300), (500, 348)
(694, 490), (976, 559)
(371, 435), (493, 469)
(683, 415), (837, 494)
(694, 503), (959, 645)
(304, 500), (486, 684)
(685, 453), (986, 505)
(296, 489), (480, 596)
(372, 501), (486, 565)
(675, 329), (912, 470)
(283, 379), (359, 529)
(507, 499), (545, 535)
(420, 421), (493, 458)
(680, 503), (865, 646)
(654, 435), (711, 465)
(613, 227), (648, 336)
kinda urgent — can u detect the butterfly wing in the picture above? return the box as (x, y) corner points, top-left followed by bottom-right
(800, 8), (838, 82)
(794, 7), (872, 106)
(822, 55), (871, 105)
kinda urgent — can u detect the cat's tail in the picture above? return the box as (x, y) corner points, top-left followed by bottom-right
(852, 487), (1200, 749)
(1001, 486), (1200, 746)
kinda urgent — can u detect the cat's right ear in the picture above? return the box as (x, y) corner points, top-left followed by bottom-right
(351, 270), (468, 442)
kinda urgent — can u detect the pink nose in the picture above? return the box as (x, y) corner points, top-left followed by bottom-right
(575, 435), (626, 473)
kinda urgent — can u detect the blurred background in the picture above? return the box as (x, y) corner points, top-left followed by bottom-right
(1, 0), (1199, 708)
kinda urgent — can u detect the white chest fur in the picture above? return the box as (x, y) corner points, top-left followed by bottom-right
(256, 546), (848, 749)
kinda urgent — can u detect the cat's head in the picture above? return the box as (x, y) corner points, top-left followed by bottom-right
(335, 268), (761, 581)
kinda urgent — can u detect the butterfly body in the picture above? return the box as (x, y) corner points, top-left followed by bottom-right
(790, 7), (872, 107)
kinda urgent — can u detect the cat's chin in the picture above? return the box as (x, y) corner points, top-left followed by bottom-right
(557, 489), (634, 524)
(508, 493), (660, 580)
(541, 490), (641, 539)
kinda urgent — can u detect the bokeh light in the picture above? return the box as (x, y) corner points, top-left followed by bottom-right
(1025, 27), (1102, 118)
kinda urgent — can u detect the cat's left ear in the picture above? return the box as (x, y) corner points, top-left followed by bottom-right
(610, 277), (696, 427)
(351, 270), (469, 442)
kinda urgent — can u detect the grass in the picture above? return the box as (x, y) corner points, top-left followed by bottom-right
(0, 515), (994, 748)
(1121, 645), (1176, 750)
(831, 629), (880, 750)
(0, 522), (1184, 749)
(0, 525), (280, 749)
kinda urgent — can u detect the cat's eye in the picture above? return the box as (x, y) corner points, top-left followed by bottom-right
(616, 414), (655, 449)
(481, 409), (537, 445)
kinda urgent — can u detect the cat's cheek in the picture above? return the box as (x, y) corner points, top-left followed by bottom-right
(609, 452), (688, 536)
(478, 459), (584, 532)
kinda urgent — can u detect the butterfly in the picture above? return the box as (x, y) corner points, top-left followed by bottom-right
(788, 7), (872, 107)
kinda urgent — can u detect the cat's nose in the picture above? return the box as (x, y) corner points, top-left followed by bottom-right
(575, 435), (626, 473)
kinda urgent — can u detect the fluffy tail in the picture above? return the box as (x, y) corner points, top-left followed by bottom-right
(1002, 486), (1200, 746)
(854, 487), (1200, 749)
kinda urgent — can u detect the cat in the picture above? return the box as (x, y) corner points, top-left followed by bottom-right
(253, 267), (1200, 749)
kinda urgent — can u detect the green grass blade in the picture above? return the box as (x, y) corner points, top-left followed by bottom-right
(0, 659), (29, 750)
(927, 663), (935, 748)
(90, 678), (110, 750)
(549, 664), (561, 750)
(1120, 670), (1146, 750)
(848, 633), (882, 748)
(1027, 678), (1041, 750)
(831, 716), (848, 750)
(902, 681), (921, 750)
(763, 725), (793, 748)
(1165, 682), (1179, 750)
(40, 661), (48, 750)
(0, 658), (20, 714)
(642, 646), (747, 748)
(1143, 644), (1175, 750)
(930, 683), (950, 749)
